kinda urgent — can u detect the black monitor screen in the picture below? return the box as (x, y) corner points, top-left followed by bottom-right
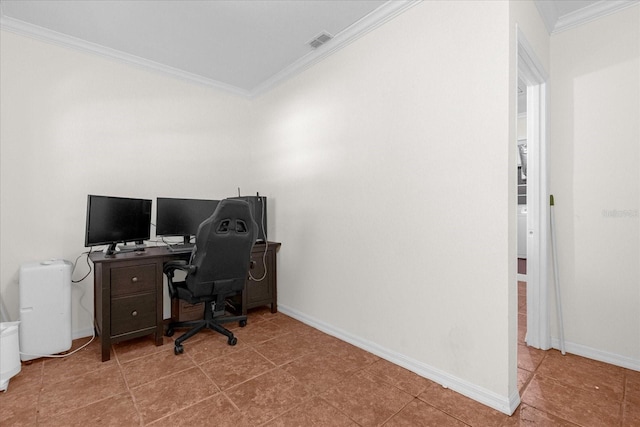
(156, 197), (219, 238)
(85, 195), (152, 247)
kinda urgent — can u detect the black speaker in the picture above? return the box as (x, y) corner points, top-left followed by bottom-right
(231, 195), (267, 242)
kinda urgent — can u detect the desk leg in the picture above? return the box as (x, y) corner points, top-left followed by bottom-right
(101, 337), (110, 362)
(154, 328), (163, 346)
(241, 288), (248, 316)
(155, 266), (164, 347)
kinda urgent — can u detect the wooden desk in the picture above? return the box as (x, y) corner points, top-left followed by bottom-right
(243, 242), (281, 314)
(90, 242), (280, 362)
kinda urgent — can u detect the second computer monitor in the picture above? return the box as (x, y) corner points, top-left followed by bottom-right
(231, 195), (267, 243)
(156, 197), (219, 244)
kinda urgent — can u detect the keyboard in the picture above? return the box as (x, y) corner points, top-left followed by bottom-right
(166, 243), (195, 253)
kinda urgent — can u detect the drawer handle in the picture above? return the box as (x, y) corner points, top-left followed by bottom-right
(131, 310), (138, 317)
(131, 277), (138, 283)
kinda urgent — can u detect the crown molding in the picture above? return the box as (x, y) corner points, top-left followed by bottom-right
(534, 0), (558, 34)
(554, 0), (638, 33)
(1, 1), (421, 99)
(248, 0), (421, 98)
(537, 0), (639, 34)
(0, 14), (252, 97)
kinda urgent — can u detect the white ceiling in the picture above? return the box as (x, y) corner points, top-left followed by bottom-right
(1, 0), (637, 97)
(534, 0), (638, 33)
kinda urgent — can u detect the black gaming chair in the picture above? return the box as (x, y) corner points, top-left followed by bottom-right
(164, 198), (257, 354)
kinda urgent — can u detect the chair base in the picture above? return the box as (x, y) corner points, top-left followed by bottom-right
(166, 303), (247, 354)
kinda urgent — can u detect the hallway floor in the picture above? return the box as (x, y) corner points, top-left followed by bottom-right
(2, 289), (638, 426)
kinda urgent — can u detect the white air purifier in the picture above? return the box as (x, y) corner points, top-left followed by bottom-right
(19, 260), (72, 361)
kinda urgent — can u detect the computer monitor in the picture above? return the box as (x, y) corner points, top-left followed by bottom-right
(156, 197), (219, 245)
(85, 195), (152, 255)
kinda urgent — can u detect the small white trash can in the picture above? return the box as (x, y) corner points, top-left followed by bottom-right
(0, 321), (21, 392)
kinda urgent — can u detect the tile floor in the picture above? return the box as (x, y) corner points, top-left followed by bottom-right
(1, 283), (639, 426)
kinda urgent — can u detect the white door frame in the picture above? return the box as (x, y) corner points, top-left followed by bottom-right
(517, 28), (551, 350)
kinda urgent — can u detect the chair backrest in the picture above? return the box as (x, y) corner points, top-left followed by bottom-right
(186, 198), (258, 298)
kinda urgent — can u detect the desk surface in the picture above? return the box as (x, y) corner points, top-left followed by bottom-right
(88, 241), (279, 263)
(88, 245), (190, 263)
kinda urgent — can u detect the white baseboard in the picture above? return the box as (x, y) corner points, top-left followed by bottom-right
(278, 304), (519, 415)
(551, 338), (640, 371)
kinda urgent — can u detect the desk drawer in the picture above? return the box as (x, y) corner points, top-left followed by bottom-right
(111, 264), (156, 297)
(111, 294), (156, 336)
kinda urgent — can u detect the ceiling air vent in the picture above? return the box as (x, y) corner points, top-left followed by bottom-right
(308, 32), (333, 49)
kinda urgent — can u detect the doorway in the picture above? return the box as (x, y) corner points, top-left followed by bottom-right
(517, 29), (550, 351)
(517, 78), (528, 282)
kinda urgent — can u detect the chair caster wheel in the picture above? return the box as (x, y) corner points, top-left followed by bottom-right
(228, 336), (237, 346)
(239, 320), (247, 327)
(174, 344), (184, 355)
(166, 328), (174, 337)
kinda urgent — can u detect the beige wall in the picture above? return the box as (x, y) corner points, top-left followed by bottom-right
(0, 30), (254, 330)
(548, 4), (639, 366)
(253, 0), (518, 411)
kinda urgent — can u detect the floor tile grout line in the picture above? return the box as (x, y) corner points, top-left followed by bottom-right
(35, 351), (128, 424)
(127, 360), (218, 426)
(33, 360), (45, 426)
(517, 350), (548, 397)
(532, 353), (628, 403)
(35, 343), (145, 425)
(114, 344), (147, 427)
(118, 338), (222, 426)
(379, 396), (422, 427)
(313, 392), (363, 426)
(521, 371), (625, 426)
(414, 392), (477, 426)
(253, 392), (319, 427)
(219, 346), (363, 426)
(219, 389), (246, 420)
(146, 390), (230, 426)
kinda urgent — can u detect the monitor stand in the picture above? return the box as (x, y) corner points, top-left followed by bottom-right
(166, 236), (194, 252)
(104, 243), (118, 256)
(119, 243), (146, 253)
(103, 242), (146, 255)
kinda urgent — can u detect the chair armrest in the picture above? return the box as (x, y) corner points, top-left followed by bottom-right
(163, 261), (197, 298)
(163, 260), (197, 276)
